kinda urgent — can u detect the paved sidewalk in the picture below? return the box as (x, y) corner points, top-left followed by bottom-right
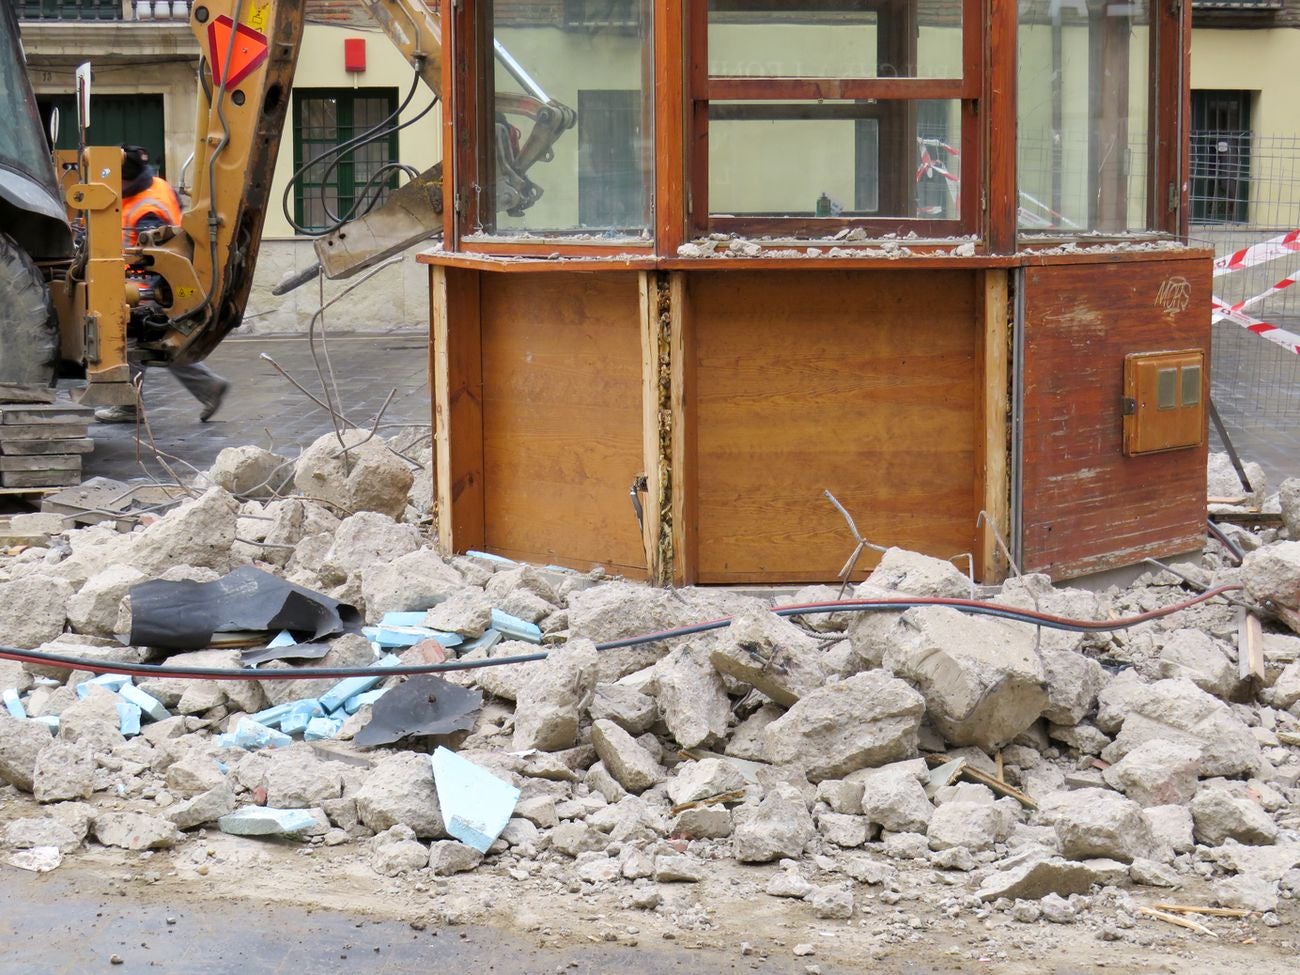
(77, 332), (431, 485)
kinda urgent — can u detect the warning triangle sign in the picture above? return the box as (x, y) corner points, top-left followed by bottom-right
(207, 15), (269, 90)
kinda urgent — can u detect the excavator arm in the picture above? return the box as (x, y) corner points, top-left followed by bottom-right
(93, 0), (573, 371)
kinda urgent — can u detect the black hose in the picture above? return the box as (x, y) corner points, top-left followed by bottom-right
(0, 586), (1242, 683)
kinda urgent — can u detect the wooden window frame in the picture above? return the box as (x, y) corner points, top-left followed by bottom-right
(688, 0), (984, 240)
(291, 87), (400, 237)
(441, 0), (1189, 258)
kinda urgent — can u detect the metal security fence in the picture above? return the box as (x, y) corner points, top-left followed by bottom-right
(1192, 132), (1300, 429)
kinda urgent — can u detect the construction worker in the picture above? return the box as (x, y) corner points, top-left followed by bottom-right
(95, 144), (230, 424)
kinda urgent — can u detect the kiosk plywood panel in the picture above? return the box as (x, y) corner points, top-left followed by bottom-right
(689, 270), (980, 583)
(479, 272), (648, 575)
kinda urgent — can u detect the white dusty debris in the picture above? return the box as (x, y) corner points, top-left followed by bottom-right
(0, 439), (1296, 958)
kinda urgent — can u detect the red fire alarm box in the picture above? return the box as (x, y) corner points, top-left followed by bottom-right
(344, 37), (366, 73)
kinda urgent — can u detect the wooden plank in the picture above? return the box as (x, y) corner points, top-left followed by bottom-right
(0, 424), (90, 441)
(431, 265), (485, 556)
(985, 0), (1017, 253)
(0, 455), (80, 472)
(1238, 609), (1265, 682)
(691, 269), (979, 584)
(706, 77), (973, 102)
(478, 272), (647, 574)
(669, 271), (696, 587)
(653, 0), (687, 254)
(1019, 257), (1213, 578)
(977, 270), (1011, 582)
(639, 271), (666, 582)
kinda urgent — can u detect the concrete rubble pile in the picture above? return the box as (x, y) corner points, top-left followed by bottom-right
(0, 441), (1297, 943)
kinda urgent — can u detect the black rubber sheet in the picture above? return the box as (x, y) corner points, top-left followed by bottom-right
(129, 565), (361, 652)
(353, 675), (483, 748)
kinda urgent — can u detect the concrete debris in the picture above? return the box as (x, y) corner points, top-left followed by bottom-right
(1190, 782), (1279, 846)
(207, 446), (292, 500)
(4, 451), (1300, 948)
(1280, 476), (1300, 538)
(1041, 789), (1158, 864)
(763, 671), (925, 781)
(513, 639), (599, 752)
(1100, 738), (1203, 807)
(732, 784), (816, 863)
(881, 607), (1049, 750)
(1242, 541), (1300, 634)
(644, 645), (731, 749)
(354, 751), (446, 839)
(709, 610), (828, 707)
(1102, 678), (1262, 776)
(0, 574), (74, 649)
(92, 811), (179, 850)
(591, 719), (664, 794)
(292, 430), (414, 521)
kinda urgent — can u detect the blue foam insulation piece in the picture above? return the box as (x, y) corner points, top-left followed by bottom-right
(317, 654), (399, 713)
(431, 746), (520, 853)
(76, 673), (132, 699)
(2, 688), (26, 720)
(490, 609), (542, 644)
(118, 684), (169, 722)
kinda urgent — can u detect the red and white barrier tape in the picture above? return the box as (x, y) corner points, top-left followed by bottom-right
(1211, 296), (1300, 355)
(1213, 229), (1300, 277)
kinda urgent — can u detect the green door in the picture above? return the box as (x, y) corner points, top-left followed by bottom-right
(37, 93), (166, 176)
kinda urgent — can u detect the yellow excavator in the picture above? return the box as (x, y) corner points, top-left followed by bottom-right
(0, 0), (574, 406)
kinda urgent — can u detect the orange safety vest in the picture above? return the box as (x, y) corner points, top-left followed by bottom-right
(121, 177), (183, 248)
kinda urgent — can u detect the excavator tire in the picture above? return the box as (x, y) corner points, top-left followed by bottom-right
(0, 231), (59, 385)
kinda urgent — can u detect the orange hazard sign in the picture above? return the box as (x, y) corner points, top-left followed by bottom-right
(206, 15), (269, 90)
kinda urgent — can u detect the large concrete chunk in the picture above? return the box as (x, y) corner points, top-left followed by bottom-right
(353, 751), (446, 839)
(264, 749), (345, 808)
(1241, 541), (1300, 634)
(293, 430), (414, 520)
(845, 549), (973, 669)
(2, 817), (81, 854)
(927, 800), (1015, 852)
(1157, 629), (1239, 700)
(709, 611), (828, 708)
(512, 639), (599, 752)
(645, 645), (731, 749)
(1043, 788), (1157, 864)
(1040, 649), (1108, 726)
(1101, 678), (1261, 777)
(566, 582), (720, 681)
(361, 549), (464, 623)
(1281, 476), (1300, 538)
(127, 487), (239, 575)
(1190, 784), (1278, 846)
(207, 445), (292, 500)
(0, 575), (73, 649)
(666, 757), (747, 806)
(1101, 738), (1202, 808)
(165, 782), (237, 831)
(589, 684), (657, 734)
(32, 740), (94, 803)
(854, 762), (933, 833)
(977, 854), (1111, 901)
(763, 671), (924, 782)
(590, 719), (664, 794)
(732, 784), (816, 863)
(67, 565), (146, 638)
(318, 511), (422, 587)
(0, 715), (55, 792)
(93, 812), (179, 850)
(881, 606), (1049, 750)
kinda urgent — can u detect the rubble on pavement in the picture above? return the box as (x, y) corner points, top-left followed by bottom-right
(0, 445), (1296, 949)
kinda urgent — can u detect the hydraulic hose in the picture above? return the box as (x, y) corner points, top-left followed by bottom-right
(0, 585), (1243, 683)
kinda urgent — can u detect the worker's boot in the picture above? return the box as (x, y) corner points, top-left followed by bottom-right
(198, 378), (230, 422)
(94, 404), (140, 424)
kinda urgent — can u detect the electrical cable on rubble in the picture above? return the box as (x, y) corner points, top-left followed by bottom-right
(0, 585), (1243, 683)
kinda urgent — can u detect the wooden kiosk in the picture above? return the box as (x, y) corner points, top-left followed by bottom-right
(420, 0), (1211, 586)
